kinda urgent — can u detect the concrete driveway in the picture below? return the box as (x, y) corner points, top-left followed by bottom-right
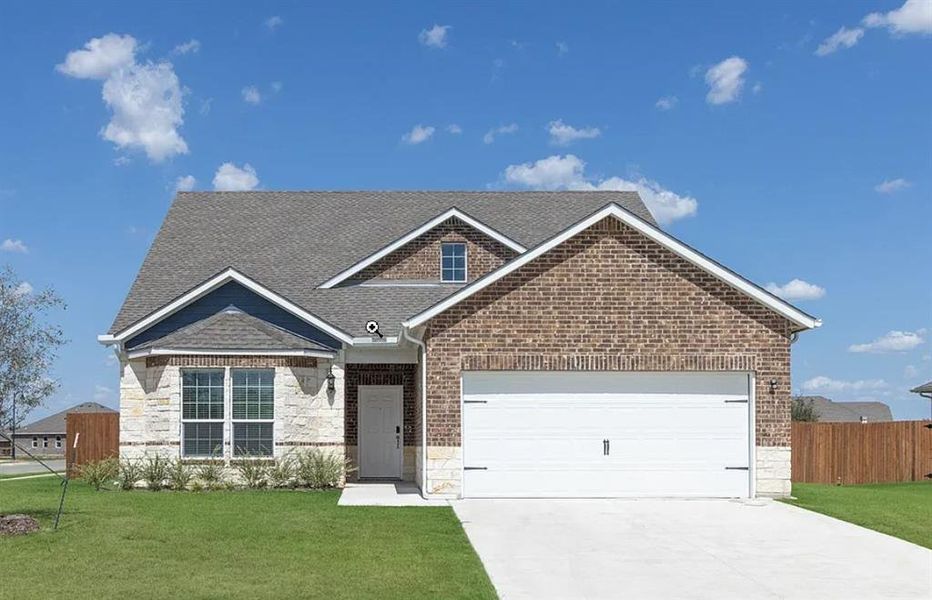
(453, 499), (931, 600)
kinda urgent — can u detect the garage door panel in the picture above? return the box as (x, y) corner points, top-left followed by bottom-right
(462, 371), (751, 498)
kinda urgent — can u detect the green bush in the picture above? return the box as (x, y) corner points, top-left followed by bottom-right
(167, 460), (193, 491)
(268, 456), (296, 488)
(792, 397), (819, 422)
(295, 449), (352, 489)
(190, 480), (204, 493)
(195, 461), (226, 490)
(142, 455), (171, 491)
(79, 457), (119, 491)
(233, 458), (270, 489)
(117, 458), (143, 491)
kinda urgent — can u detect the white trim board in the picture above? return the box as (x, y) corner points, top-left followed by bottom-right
(318, 207), (526, 289)
(102, 268), (355, 346)
(126, 347), (337, 360)
(404, 203), (821, 331)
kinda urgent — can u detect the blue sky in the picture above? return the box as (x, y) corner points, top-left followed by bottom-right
(1, 1), (930, 421)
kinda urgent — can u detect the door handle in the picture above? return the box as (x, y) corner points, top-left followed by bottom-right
(603, 439), (610, 456)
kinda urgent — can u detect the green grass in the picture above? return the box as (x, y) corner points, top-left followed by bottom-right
(784, 482), (932, 548)
(0, 478), (496, 599)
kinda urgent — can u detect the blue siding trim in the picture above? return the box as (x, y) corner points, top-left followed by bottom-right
(125, 282), (342, 350)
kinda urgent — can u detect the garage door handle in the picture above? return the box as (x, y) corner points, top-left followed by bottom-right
(725, 466), (749, 470)
(603, 439), (610, 456)
(464, 466), (487, 471)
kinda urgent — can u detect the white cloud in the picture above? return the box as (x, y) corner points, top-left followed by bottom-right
(556, 41), (569, 56)
(171, 39), (201, 55)
(175, 175), (196, 192)
(56, 33), (136, 79)
(483, 123), (519, 144)
(849, 330), (925, 353)
(271, 81), (283, 93)
(904, 364), (919, 379)
(1, 239), (28, 253)
(213, 163), (259, 191)
(752, 82), (763, 94)
(503, 154), (698, 225)
(265, 16), (284, 31)
(401, 124), (435, 145)
(446, 124), (462, 134)
(655, 96), (678, 110)
(764, 279), (826, 301)
(199, 98), (213, 115)
(547, 120), (601, 145)
(874, 178), (911, 194)
(242, 85), (262, 105)
(802, 376), (888, 392)
(14, 282), (33, 297)
(93, 384), (114, 401)
(815, 26), (865, 56)
(864, 0), (932, 35)
(705, 56), (748, 105)
(59, 34), (188, 162)
(419, 24), (450, 48)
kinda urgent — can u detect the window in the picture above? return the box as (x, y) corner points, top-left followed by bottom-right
(232, 370), (274, 456)
(32, 436), (37, 448)
(43, 436), (48, 448)
(441, 242), (467, 282)
(55, 436), (62, 449)
(182, 370), (225, 457)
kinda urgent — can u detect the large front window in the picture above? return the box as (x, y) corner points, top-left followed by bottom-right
(232, 369), (274, 456)
(182, 369), (225, 457)
(441, 242), (467, 282)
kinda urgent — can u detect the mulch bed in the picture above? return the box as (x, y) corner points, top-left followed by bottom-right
(0, 514), (40, 536)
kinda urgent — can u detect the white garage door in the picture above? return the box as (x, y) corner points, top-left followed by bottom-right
(462, 371), (752, 498)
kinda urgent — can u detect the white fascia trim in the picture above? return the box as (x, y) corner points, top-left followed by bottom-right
(318, 207), (527, 289)
(109, 268), (355, 345)
(126, 348), (337, 360)
(404, 203), (822, 331)
(350, 336), (400, 346)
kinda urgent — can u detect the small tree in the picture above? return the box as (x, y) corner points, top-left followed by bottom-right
(0, 266), (67, 435)
(791, 397), (819, 422)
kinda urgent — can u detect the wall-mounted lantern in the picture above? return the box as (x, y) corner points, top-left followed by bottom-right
(326, 366), (336, 393)
(769, 379), (778, 395)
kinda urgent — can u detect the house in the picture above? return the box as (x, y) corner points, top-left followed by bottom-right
(910, 381), (932, 419)
(1, 402), (117, 457)
(793, 395), (892, 422)
(98, 191), (820, 499)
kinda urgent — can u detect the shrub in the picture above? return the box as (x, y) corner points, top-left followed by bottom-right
(79, 458), (119, 491)
(190, 480), (204, 493)
(233, 458), (270, 489)
(792, 397), (819, 422)
(195, 461), (226, 490)
(268, 456), (296, 489)
(167, 460), (193, 491)
(117, 458), (143, 491)
(295, 449), (352, 489)
(142, 454), (171, 491)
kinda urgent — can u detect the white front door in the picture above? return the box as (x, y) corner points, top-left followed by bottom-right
(462, 371), (752, 498)
(358, 385), (403, 479)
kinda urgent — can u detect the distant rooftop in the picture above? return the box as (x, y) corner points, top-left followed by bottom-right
(794, 396), (893, 423)
(8, 402), (117, 435)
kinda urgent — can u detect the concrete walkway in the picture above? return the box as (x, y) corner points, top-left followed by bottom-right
(0, 459), (65, 477)
(338, 482), (449, 506)
(453, 498), (932, 600)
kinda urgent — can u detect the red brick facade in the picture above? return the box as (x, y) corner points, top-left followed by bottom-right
(344, 363), (419, 446)
(353, 217), (518, 282)
(423, 217), (794, 448)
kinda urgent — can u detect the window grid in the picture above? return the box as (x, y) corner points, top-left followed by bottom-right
(232, 369), (274, 457)
(441, 242), (467, 283)
(181, 369), (225, 458)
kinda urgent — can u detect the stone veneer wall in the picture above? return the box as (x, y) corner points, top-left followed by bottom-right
(343, 363), (419, 481)
(119, 354), (344, 461)
(352, 217), (518, 283)
(422, 217), (797, 498)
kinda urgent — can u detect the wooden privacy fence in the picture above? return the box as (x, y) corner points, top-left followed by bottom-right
(792, 420), (932, 484)
(66, 411), (119, 475)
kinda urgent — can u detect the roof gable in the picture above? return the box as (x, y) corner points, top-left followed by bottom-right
(404, 203), (821, 331)
(13, 402), (117, 435)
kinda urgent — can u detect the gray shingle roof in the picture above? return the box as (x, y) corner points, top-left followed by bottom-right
(794, 396), (893, 422)
(128, 307), (337, 352)
(109, 191), (652, 336)
(911, 381), (932, 394)
(12, 402), (117, 435)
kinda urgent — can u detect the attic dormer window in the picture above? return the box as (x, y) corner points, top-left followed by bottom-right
(441, 242), (467, 283)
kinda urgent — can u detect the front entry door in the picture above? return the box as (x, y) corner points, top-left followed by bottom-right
(358, 385), (403, 479)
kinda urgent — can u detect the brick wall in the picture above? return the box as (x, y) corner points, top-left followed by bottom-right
(344, 363), (418, 446)
(353, 217), (517, 282)
(424, 217), (794, 448)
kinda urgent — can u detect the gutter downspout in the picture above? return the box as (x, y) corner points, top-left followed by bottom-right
(401, 326), (428, 497)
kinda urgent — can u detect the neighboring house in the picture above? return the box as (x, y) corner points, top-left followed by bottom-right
(1, 402), (117, 456)
(793, 395), (893, 423)
(910, 381), (932, 419)
(98, 191), (821, 499)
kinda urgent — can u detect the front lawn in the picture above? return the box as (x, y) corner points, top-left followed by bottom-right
(0, 477), (496, 599)
(784, 482), (932, 549)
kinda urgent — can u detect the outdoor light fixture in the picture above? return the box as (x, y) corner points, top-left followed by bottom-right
(769, 379), (778, 394)
(326, 366), (336, 393)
